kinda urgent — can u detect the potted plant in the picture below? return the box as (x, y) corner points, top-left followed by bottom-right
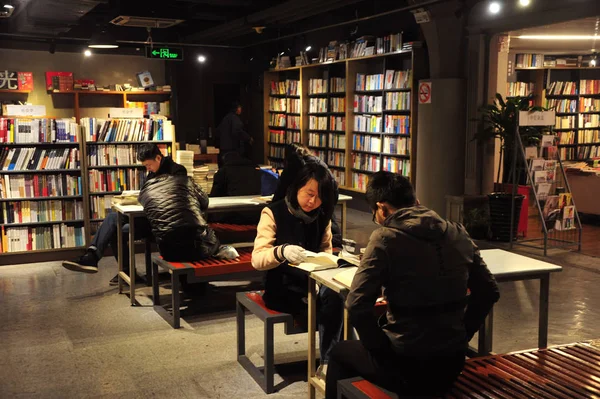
(473, 94), (545, 241)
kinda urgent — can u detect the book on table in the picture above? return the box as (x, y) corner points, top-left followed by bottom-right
(292, 250), (359, 273)
(332, 267), (357, 289)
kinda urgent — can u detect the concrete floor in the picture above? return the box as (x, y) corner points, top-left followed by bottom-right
(1, 208), (600, 398)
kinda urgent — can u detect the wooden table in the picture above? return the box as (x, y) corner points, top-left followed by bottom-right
(113, 194), (353, 306)
(306, 248), (563, 398)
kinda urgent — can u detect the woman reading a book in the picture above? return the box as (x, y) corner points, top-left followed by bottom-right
(252, 162), (343, 378)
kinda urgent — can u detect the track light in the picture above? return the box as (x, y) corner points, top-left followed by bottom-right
(518, 0), (530, 6)
(197, 55), (206, 63)
(3, 3), (14, 9)
(488, 1), (501, 14)
(88, 30), (119, 49)
(84, 49), (92, 57)
(305, 46), (312, 52)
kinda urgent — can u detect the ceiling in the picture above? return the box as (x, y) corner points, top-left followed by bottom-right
(509, 16), (600, 54)
(0, 0), (413, 49)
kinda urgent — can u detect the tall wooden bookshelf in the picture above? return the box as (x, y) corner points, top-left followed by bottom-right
(263, 49), (424, 193)
(510, 54), (600, 162)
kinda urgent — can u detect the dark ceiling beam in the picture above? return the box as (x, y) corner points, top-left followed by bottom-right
(175, 0), (255, 6)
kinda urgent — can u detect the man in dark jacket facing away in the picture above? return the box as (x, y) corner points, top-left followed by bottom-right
(325, 171), (500, 398)
(139, 173), (219, 262)
(216, 101), (253, 166)
(62, 144), (187, 284)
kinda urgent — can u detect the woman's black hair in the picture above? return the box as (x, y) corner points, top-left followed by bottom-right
(286, 162), (336, 222)
(137, 143), (162, 162)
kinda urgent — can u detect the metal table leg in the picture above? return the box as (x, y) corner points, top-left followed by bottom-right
(128, 219), (136, 306)
(539, 274), (550, 349)
(308, 278), (317, 399)
(478, 306), (494, 356)
(117, 212), (124, 294)
(341, 202), (347, 238)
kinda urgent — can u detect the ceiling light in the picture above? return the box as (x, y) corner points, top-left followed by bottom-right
(518, 0), (530, 6)
(591, 59), (597, 67)
(84, 49), (92, 57)
(279, 51), (284, 55)
(197, 55), (206, 63)
(3, 4), (14, 9)
(88, 30), (119, 49)
(305, 46), (312, 52)
(488, 1), (501, 14)
(517, 35), (600, 40)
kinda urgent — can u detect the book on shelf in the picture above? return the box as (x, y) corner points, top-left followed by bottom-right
(269, 80), (299, 96)
(269, 129), (286, 144)
(382, 156), (410, 176)
(384, 92), (411, 111)
(385, 115), (410, 135)
(579, 80), (600, 95)
(579, 114), (600, 128)
(507, 82), (534, 97)
(383, 136), (410, 155)
(545, 99), (577, 113)
(309, 116), (327, 130)
(356, 73), (384, 91)
(515, 54), (544, 68)
(330, 116), (345, 131)
(309, 79), (328, 94)
(352, 172), (369, 191)
(328, 134), (346, 150)
(80, 117), (172, 142)
(269, 98), (287, 112)
(90, 195), (114, 219)
(313, 150), (326, 162)
(45, 71), (73, 92)
(269, 113), (286, 127)
(353, 135), (381, 152)
(0, 117), (78, 143)
(1, 174), (81, 199)
(125, 101), (171, 117)
(0, 147), (80, 171)
(308, 133), (327, 147)
(354, 115), (382, 133)
(384, 70), (411, 90)
(547, 81), (578, 96)
(580, 98), (600, 113)
(578, 129), (600, 144)
(353, 153), (380, 172)
(330, 97), (345, 112)
(330, 169), (345, 186)
(88, 168), (146, 193)
(555, 115), (576, 129)
(0, 199), (83, 224)
(0, 224), (84, 253)
(354, 95), (383, 113)
(287, 115), (300, 129)
(309, 98), (328, 113)
(88, 145), (143, 167)
(330, 78), (345, 93)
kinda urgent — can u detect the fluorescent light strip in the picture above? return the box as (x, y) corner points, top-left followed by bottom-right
(517, 35), (599, 40)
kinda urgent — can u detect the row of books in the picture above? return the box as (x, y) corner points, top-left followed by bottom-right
(575, 145), (600, 159)
(354, 95), (382, 113)
(0, 224), (85, 253)
(0, 147), (80, 171)
(269, 98), (300, 113)
(330, 169), (345, 186)
(547, 81), (578, 96)
(0, 118), (79, 144)
(309, 98), (328, 113)
(555, 115), (576, 129)
(353, 153), (380, 172)
(515, 53), (544, 68)
(88, 169), (146, 193)
(560, 147), (576, 161)
(375, 33), (403, 55)
(330, 98), (345, 113)
(578, 130), (600, 144)
(545, 99), (577, 113)
(580, 98), (600, 113)
(354, 115), (382, 133)
(125, 101), (170, 117)
(308, 133), (327, 148)
(90, 196), (113, 220)
(312, 150), (326, 162)
(269, 114), (286, 127)
(270, 80), (299, 96)
(192, 163), (218, 194)
(579, 80), (600, 95)
(329, 134), (346, 149)
(385, 70), (411, 90)
(383, 156), (410, 176)
(0, 200), (83, 225)
(88, 145), (141, 167)
(287, 116), (300, 129)
(330, 78), (345, 93)
(356, 74), (384, 91)
(269, 130), (286, 144)
(385, 92), (411, 111)
(0, 174), (82, 199)
(353, 135), (381, 152)
(309, 116), (327, 131)
(557, 131), (575, 145)
(269, 146), (285, 159)
(328, 151), (346, 167)
(80, 117), (171, 142)
(309, 79), (328, 94)
(507, 82), (534, 97)
(352, 172), (369, 191)
(330, 116), (345, 131)
(383, 137), (410, 155)
(580, 114), (600, 128)
(385, 115), (410, 135)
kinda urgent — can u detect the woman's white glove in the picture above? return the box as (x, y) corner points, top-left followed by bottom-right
(283, 245), (307, 264)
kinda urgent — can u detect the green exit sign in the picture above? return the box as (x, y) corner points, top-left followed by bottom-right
(145, 46), (184, 61)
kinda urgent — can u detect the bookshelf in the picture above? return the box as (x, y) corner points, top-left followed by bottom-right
(0, 116), (86, 256)
(263, 49), (424, 193)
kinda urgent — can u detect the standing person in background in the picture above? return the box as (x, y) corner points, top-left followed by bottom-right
(215, 101), (253, 167)
(273, 143), (342, 248)
(61, 144), (186, 285)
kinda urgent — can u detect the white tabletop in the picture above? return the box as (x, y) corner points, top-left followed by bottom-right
(311, 267), (352, 294)
(481, 249), (562, 279)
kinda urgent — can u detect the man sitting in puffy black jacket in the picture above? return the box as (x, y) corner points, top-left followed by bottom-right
(139, 174), (220, 262)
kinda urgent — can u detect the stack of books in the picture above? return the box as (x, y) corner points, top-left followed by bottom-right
(193, 163), (218, 194)
(175, 150), (194, 176)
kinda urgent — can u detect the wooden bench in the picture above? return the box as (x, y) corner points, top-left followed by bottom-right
(151, 247), (259, 328)
(337, 342), (600, 398)
(236, 291), (305, 394)
(209, 223), (257, 245)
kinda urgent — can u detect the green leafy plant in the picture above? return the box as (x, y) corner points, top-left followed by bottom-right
(473, 93), (546, 184)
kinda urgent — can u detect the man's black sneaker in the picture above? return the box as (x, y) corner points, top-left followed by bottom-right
(109, 273), (144, 286)
(62, 250), (99, 274)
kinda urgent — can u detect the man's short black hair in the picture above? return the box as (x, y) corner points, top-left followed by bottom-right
(137, 143), (162, 162)
(366, 171), (416, 211)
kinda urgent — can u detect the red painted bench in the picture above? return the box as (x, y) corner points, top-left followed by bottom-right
(337, 342), (600, 398)
(151, 247), (260, 328)
(209, 223), (257, 245)
(236, 291), (305, 394)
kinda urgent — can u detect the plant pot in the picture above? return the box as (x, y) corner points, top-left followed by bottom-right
(488, 193), (525, 242)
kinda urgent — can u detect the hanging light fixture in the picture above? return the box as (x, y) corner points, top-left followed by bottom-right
(88, 29), (119, 49)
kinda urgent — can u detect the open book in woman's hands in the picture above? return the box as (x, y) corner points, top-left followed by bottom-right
(292, 251), (341, 272)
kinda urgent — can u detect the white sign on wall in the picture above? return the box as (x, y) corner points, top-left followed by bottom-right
(5, 104), (46, 117)
(519, 110), (555, 126)
(109, 107), (143, 118)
